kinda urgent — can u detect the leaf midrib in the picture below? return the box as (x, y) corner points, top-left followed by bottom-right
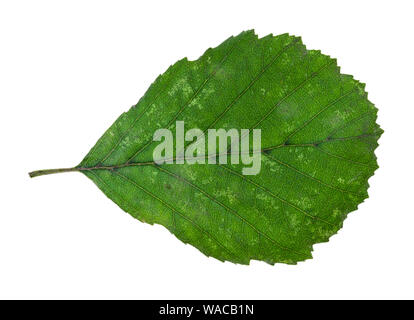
(77, 132), (378, 172)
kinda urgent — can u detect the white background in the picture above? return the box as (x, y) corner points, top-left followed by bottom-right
(1, 0), (413, 300)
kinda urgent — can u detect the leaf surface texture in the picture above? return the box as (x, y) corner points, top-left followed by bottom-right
(67, 31), (381, 264)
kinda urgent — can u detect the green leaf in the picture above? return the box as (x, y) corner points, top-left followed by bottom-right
(30, 30), (382, 265)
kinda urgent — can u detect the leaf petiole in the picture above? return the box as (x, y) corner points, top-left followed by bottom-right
(28, 167), (80, 178)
